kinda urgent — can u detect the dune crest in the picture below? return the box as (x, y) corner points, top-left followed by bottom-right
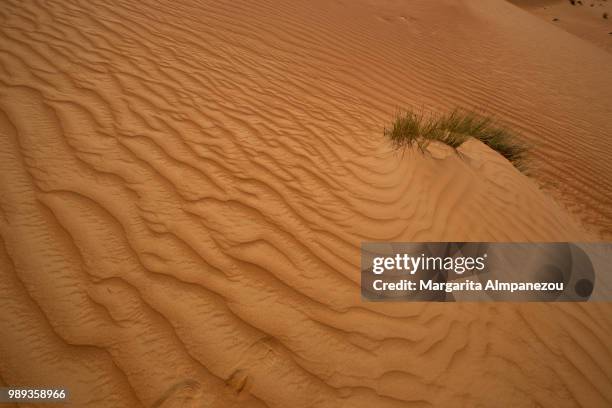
(510, 0), (612, 53)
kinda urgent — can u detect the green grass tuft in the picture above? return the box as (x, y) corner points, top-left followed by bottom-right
(384, 109), (528, 172)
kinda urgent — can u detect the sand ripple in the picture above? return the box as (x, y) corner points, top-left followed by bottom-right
(1, 0), (611, 406)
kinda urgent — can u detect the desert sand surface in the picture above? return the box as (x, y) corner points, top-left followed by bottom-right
(510, 0), (612, 52)
(1, 0), (612, 407)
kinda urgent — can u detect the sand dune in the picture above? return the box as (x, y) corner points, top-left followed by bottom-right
(1, 0), (612, 407)
(510, 0), (612, 53)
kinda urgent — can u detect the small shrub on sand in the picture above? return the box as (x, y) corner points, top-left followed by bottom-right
(384, 109), (528, 172)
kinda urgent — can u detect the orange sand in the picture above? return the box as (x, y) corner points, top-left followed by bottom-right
(1, 0), (611, 407)
(510, 0), (612, 53)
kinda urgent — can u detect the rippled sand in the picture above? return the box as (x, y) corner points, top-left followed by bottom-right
(1, 0), (611, 407)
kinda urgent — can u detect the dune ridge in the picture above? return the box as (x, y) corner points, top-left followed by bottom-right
(510, 0), (612, 53)
(1, 0), (611, 407)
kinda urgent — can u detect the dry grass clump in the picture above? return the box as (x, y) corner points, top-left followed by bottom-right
(384, 109), (528, 172)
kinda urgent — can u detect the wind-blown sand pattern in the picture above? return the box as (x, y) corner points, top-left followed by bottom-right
(1, 0), (611, 407)
(510, 0), (612, 53)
